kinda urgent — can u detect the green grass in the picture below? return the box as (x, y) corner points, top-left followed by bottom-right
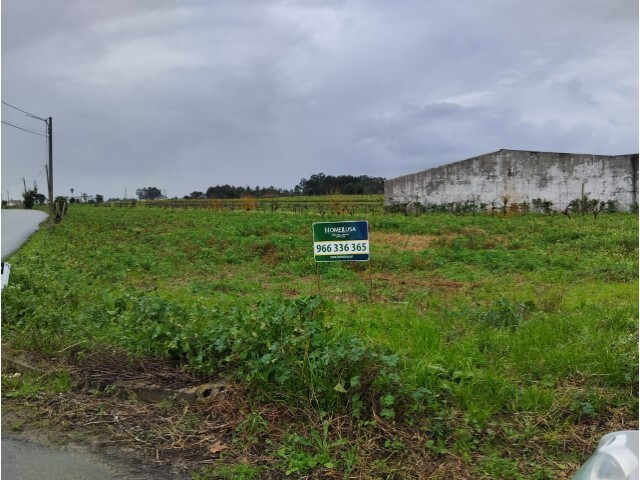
(193, 463), (262, 480)
(2, 205), (637, 478)
(1, 370), (71, 400)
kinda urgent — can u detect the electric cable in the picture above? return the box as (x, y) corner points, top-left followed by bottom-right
(1, 120), (48, 137)
(1, 100), (47, 121)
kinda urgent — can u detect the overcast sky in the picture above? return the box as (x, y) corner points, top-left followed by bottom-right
(1, 0), (638, 200)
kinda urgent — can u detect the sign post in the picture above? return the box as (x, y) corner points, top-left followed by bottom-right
(312, 220), (371, 297)
(313, 221), (369, 262)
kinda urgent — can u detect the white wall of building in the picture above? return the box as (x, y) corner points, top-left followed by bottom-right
(384, 150), (639, 210)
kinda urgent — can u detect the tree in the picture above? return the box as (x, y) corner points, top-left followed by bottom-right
(96, 194), (104, 204)
(135, 187), (163, 200)
(296, 173), (385, 195)
(22, 188), (37, 209)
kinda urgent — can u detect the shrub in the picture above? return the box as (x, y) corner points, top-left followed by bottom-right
(54, 196), (68, 222)
(240, 196), (257, 211)
(384, 203), (408, 214)
(93, 295), (406, 415)
(22, 189), (37, 209)
(478, 298), (534, 330)
(531, 198), (554, 214)
(406, 202), (426, 215)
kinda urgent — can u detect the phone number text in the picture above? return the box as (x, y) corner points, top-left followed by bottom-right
(314, 241), (369, 254)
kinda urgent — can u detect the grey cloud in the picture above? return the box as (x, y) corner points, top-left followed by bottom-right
(1, 0), (637, 199)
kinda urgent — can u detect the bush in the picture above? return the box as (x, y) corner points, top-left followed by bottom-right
(54, 196), (68, 222)
(384, 203), (408, 214)
(478, 298), (534, 330)
(92, 295), (405, 415)
(531, 198), (554, 214)
(22, 189), (37, 209)
(406, 202), (426, 215)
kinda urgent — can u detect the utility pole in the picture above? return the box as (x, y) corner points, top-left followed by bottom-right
(1, 102), (53, 218)
(47, 117), (53, 228)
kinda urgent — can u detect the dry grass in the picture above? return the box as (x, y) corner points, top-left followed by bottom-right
(371, 232), (440, 252)
(3, 340), (637, 479)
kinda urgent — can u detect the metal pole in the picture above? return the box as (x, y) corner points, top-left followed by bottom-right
(47, 117), (53, 228)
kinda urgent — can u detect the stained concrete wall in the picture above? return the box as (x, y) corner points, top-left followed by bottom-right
(384, 149), (639, 210)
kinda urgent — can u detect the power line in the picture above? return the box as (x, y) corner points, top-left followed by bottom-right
(2, 163), (46, 188)
(34, 165), (47, 181)
(1, 100), (47, 121)
(2, 119), (48, 134)
(2, 100), (54, 227)
(1, 120), (48, 137)
(1, 178), (26, 189)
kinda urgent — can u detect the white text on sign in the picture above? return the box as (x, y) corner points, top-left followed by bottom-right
(314, 241), (370, 255)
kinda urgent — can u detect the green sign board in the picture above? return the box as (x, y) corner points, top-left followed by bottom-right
(313, 221), (369, 262)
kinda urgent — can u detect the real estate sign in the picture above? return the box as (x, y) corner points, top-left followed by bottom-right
(313, 221), (369, 262)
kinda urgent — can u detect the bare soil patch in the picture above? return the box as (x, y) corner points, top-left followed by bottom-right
(374, 272), (468, 292)
(371, 232), (441, 251)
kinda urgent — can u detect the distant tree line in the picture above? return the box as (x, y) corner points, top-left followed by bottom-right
(114, 174), (384, 203)
(181, 174), (385, 199)
(188, 185), (290, 200)
(295, 174), (385, 195)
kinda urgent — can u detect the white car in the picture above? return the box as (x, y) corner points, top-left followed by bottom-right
(1, 262), (10, 289)
(570, 430), (638, 480)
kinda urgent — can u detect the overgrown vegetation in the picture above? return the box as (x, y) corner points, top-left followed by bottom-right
(21, 187), (46, 209)
(388, 195), (634, 217)
(2, 204), (637, 478)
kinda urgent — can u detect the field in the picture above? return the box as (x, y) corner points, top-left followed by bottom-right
(2, 203), (638, 479)
(108, 194), (385, 215)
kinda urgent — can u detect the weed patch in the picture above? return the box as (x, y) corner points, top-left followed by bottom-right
(1, 206), (637, 478)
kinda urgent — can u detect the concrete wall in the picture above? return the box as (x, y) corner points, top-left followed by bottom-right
(384, 149), (639, 210)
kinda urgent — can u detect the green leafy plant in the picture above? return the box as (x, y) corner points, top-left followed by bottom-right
(1, 205), (637, 480)
(276, 420), (347, 475)
(479, 298), (534, 330)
